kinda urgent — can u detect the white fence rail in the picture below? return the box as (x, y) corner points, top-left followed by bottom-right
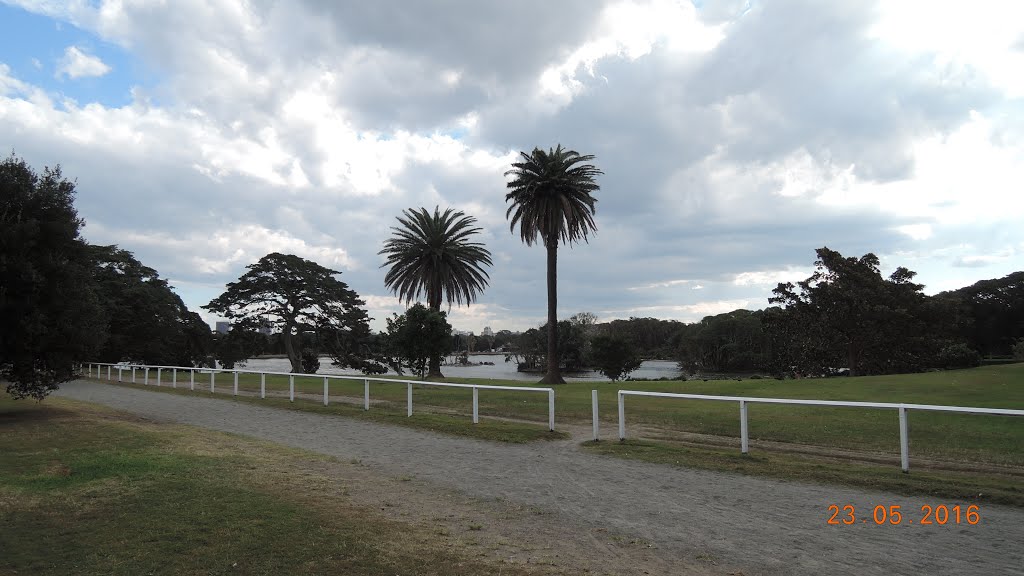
(85, 362), (555, 431)
(615, 390), (1024, 472)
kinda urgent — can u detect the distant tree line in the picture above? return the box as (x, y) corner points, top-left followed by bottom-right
(499, 248), (1021, 379)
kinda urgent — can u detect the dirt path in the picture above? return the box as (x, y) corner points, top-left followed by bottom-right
(57, 380), (1024, 576)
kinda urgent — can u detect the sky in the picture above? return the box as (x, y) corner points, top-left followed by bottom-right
(1, 0), (1023, 334)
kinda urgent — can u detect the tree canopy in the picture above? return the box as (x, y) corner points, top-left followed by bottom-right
(90, 244), (211, 367)
(767, 247), (966, 376)
(938, 272), (1024, 357)
(590, 334), (642, 381)
(505, 145), (601, 384)
(1, 155), (103, 399)
(203, 252), (381, 374)
(383, 303), (453, 378)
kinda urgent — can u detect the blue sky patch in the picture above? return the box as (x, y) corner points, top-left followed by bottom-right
(0, 3), (155, 108)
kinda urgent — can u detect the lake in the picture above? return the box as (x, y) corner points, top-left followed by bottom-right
(241, 353), (682, 381)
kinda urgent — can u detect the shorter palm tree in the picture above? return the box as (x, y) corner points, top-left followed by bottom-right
(380, 206), (493, 378)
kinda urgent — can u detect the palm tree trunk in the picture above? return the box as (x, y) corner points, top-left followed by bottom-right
(541, 241), (565, 384)
(427, 288), (444, 379)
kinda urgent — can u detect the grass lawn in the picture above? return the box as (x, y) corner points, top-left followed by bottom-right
(99, 363), (1022, 463)
(444, 364), (1024, 465)
(0, 396), (539, 576)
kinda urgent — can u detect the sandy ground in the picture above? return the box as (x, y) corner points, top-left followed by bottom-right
(56, 380), (1024, 576)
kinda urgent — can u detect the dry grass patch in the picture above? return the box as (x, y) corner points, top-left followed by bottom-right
(0, 396), (555, 576)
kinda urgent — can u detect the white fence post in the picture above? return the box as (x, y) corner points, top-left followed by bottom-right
(107, 365), (111, 381)
(592, 390), (600, 441)
(472, 387), (479, 424)
(618, 391), (625, 440)
(233, 371), (239, 396)
(407, 383), (413, 417)
(289, 375), (294, 402)
(190, 369), (195, 390)
(156, 368), (161, 387)
(210, 370), (215, 393)
(740, 400), (749, 454)
(548, 389), (555, 431)
(144, 368), (149, 385)
(172, 368), (177, 388)
(131, 367), (136, 383)
(364, 379), (369, 410)
(899, 406), (909, 473)
(323, 377), (329, 406)
(260, 373), (266, 399)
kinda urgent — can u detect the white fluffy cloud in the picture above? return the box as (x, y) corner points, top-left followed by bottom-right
(2, 0), (1023, 332)
(55, 45), (110, 79)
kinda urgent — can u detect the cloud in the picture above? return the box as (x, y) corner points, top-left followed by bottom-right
(733, 269), (810, 287)
(55, 46), (111, 79)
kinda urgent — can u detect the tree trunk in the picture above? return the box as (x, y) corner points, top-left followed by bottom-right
(847, 342), (859, 377)
(427, 287), (444, 379)
(283, 321), (302, 373)
(541, 241), (565, 384)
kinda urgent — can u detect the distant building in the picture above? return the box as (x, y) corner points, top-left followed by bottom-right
(258, 321), (273, 336)
(215, 321), (231, 334)
(482, 326), (494, 337)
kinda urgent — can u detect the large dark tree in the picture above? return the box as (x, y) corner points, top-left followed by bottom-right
(89, 245), (211, 367)
(505, 145), (601, 384)
(204, 253), (380, 374)
(1, 155), (104, 399)
(379, 206), (492, 378)
(768, 247), (959, 376)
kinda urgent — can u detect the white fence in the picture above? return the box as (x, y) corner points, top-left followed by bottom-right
(85, 362), (555, 431)
(613, 390), (1024, 472)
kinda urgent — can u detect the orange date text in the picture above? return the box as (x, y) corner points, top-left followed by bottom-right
(827, 504), (980, 526)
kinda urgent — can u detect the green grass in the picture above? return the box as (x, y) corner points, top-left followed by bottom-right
(581, 439), (1024, 507)
(90, 363), (1024, 464)
(97, 373), (567, 443)
(0, 397), (539, 576)
(445, 364), (1024, 467)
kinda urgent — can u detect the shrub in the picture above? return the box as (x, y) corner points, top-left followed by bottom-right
(1013, 339), (1024, 361)
(936, 343), (981, 369)
(589, 334), (642, 382)
(301, 348), (321, 374)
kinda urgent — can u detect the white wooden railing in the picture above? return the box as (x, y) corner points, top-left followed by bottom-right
(612, 390), (1024, 472)
(84, 362), (555, 431)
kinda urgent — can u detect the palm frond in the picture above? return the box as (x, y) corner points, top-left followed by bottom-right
(504, 145), (601, 247)
(379, 206), (493, 309)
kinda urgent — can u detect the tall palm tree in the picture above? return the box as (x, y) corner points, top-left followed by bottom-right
(379, 206), (493, 378)
(505, 145), (601, 384)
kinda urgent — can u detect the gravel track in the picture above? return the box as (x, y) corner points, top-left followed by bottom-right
(57, 380), (1024, 576)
